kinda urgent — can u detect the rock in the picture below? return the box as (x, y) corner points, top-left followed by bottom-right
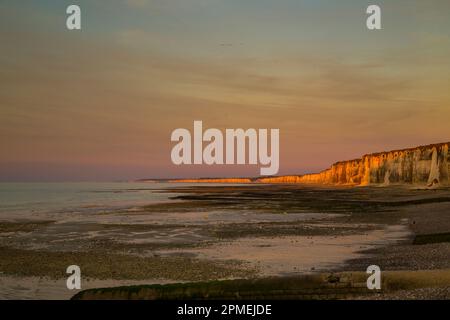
(258, 142), (450, 187)
(327, 274), (340, 283)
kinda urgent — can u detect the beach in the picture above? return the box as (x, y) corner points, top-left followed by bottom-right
(1, 183), (450, 299)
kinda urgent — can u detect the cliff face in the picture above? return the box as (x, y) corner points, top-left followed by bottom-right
(170, 178), (252, 183)
(258, 142), (450, 187)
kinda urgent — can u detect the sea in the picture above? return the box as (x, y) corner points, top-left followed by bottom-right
(0, 182), (178, 220)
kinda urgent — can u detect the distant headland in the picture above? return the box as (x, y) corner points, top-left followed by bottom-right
(138, 142), (449, 187)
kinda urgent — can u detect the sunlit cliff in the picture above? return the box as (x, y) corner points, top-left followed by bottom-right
(169, 178), (252, 183)
(258, 142), (449, 186)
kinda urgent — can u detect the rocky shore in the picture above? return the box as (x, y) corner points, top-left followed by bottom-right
(1, 184), (449, 299)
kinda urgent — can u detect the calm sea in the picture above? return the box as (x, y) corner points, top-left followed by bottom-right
(0, 182), (177, 219)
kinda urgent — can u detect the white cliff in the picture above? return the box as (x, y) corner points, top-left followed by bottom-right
(258, 142), (450, 187)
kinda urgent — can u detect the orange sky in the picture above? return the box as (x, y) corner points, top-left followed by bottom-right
(1, 1), (450, 181)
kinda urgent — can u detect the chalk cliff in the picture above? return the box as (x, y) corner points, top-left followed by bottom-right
(169, 178), (252, 183)
(258, 142), (450, 187)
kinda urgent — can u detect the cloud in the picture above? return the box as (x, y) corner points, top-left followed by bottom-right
(2, 0), (450, 180)
(125, 0), (150, 8)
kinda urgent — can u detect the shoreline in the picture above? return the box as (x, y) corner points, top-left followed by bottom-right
(72, 269), (450, 300)
(1, 184), (449, 299)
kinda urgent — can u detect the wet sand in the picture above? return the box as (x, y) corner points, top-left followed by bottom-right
(0, 276), (176, 300)
(157, 225), (410, 276)
(1, 184), (449, 299)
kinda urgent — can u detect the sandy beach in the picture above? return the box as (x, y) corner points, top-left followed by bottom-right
(1, 183), (449, 299)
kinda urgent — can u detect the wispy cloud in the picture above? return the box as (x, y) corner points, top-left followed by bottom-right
(1, 0), (450, 180)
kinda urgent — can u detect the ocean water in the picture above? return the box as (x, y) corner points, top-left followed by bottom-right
(0, 182), (413, 299)
(0, 182), (177, 219)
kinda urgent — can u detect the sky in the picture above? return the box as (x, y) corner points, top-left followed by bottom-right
(1, 0), (450, 181)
